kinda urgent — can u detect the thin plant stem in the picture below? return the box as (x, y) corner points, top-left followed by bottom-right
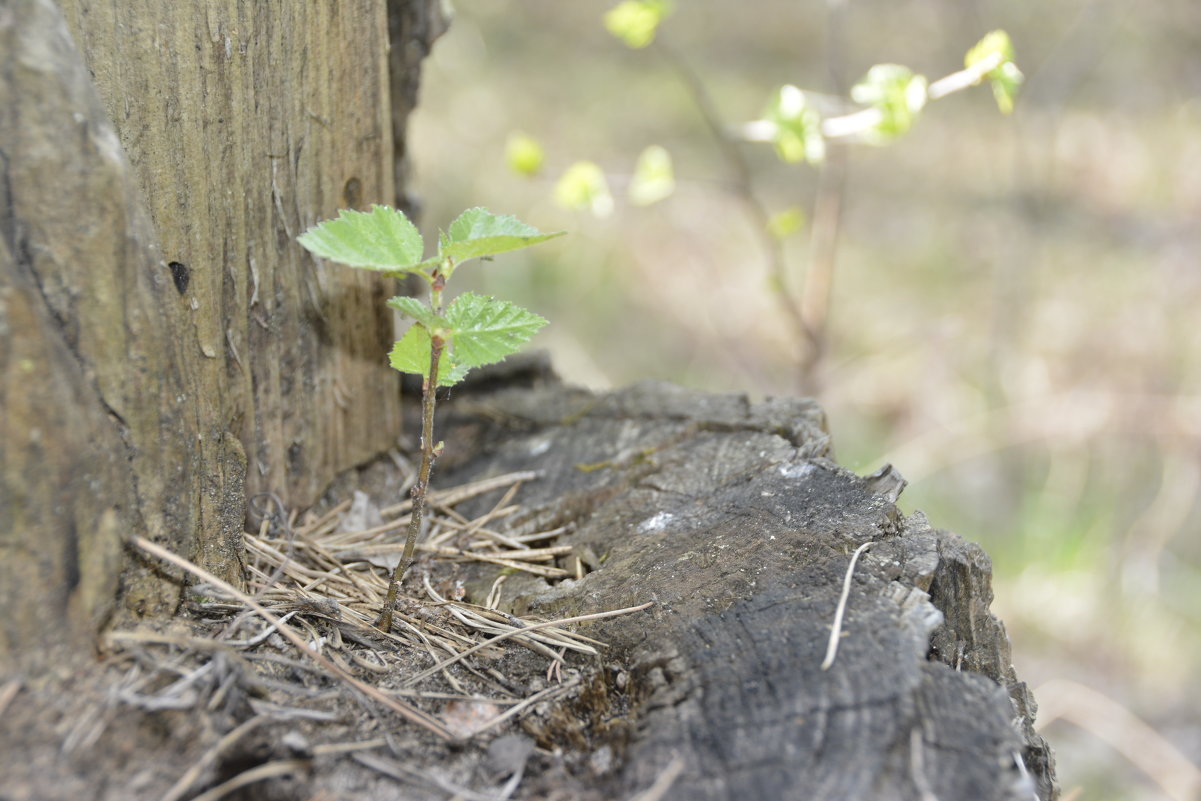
(377, 275), (448, 632)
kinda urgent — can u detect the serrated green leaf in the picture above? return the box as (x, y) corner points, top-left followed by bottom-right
(851, 64), (928, 142)
(389, 324), (432, 376)
(439, 207), (565, 264)
(444, 292), (548, 369)
(604, 0), (671, 49)
(554, 162), (614, 217)
(506, 131), (545, 177)
(388, 325), (468, 387)
(386, 296), (446, 330)
(298, 205), (429, 273)
(764, 85), (826, 164)
(628, 145), (675, 206)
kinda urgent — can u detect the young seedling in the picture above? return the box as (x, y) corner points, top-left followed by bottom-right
(298, 206), (563, 631)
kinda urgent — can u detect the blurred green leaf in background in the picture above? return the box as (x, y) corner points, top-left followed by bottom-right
(762, 84), (826, 164)
(506, 130), (546, 177)
(554, 161), (614, 217)
(850, 64), (928, 142)
(604, 0), (672, 49)
(628, 145), (676, 206)
(766, 206), (806, 240)
(964, 30), (1023, 114)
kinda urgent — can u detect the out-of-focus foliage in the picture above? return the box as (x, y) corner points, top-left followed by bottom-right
(604, 0), (672, 49)
(628, 145), (676, 205)
(763, 84), (826, 164)
(409, 5), (1201, 794)
(554, 161), (614, 217)
(851, 64), (928, 141)
(965, 30), (1023, 114)
(767, 206), (806, 240)
(506, 131), (545, 177)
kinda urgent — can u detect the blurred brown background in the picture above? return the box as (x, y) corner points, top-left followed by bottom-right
(408, 3), (1201, 799)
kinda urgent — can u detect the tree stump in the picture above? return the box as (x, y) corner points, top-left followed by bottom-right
(1, 3), (1058, 794)
(432, 371), (1058, 800)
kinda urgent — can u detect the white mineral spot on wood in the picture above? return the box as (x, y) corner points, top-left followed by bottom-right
(638, 511), (675, 533)
(777, 461), (818, 479)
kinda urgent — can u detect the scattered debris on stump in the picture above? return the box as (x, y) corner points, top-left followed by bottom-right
(0, 371), (1057, 801)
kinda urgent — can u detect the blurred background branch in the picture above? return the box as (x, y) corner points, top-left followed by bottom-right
(409, 2), (1201, 797)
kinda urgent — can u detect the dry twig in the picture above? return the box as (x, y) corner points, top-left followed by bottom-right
(821, 540), (874, 670)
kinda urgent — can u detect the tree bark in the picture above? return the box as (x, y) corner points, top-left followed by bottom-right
(0, 0), (446, 669)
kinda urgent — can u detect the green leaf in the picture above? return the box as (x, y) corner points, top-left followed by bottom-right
(965, 30), (1016, 72)
(850, 64), (928, 142)
(554, 161), (614, 217)
(604, 0), (671, 49)
(764, 85), (826, 164)
(506, 131), (545, 177)
(389, 293), (547, 385)
(297, 205), (428, 273)
(966, 30), (1023, 115)
(988, 62), (1023, 114)
(766, 207), (806, 240)
(444, 292), (548, 369)
(386, 296), (446, 330)
(388, 325), (469, 387)
(628, 145), (675, 206)
(439, 207), (565, 264)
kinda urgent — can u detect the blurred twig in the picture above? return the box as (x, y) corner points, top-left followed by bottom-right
(652, 0), (857, 396)
(798, 0), (851, 395)
(1035, 678), (1201, 801)
(1119, 448), (1201, 595)
(797, 148), (845, 394)
(651, 38), (814, 378)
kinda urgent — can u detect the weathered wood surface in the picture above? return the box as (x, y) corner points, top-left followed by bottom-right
(0, 0), (445, 668)
(1, 0), (190, 665)
(56, 0), (416, 514)
(437, 375), (1058, 801)
(0, 366), (1058, 799)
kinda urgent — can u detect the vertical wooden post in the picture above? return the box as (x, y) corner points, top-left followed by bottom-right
(0, 0), (446, 668)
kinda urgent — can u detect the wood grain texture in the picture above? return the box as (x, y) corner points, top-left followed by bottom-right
(435, 378), (1058, 800)
(57, 0), (409, 513)
(1, 0), (445, 664)
(1, 0), (183, 665)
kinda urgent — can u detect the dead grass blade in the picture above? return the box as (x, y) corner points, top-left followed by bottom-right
(129, 535), (454, 740)
(402, 602), (654, 688)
